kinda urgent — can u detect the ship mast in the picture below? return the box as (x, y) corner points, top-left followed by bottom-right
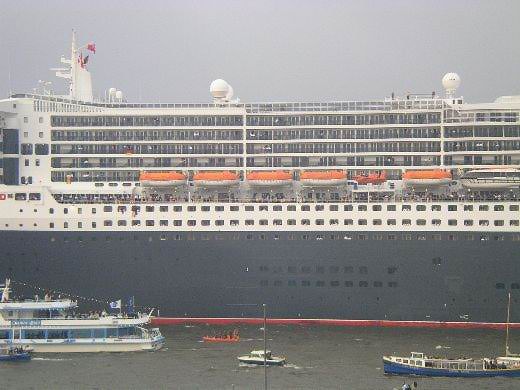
(506, 291), (512, 356)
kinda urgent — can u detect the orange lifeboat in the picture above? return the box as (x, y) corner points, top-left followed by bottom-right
(300, 170), (347, 187)
(403, 170), (452, 187)
(246, 171), (293, 187)
(193, 171), (239, 187)
(139, 172), (186, 187)
(353, 171), (387, 185)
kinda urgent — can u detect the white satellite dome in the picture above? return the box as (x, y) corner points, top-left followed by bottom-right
(442, 73), (461, 94)
(210, 79), (230, 99)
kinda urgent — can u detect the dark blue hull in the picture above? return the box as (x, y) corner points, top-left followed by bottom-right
(383, 360), (520, 378)
(0, 353), (31, 361)
(0, 230), (519, 321)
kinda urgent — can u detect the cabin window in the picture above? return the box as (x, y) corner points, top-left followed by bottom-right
(160, 220), (168, 226)
(464, 205), (473, 211)
(187, 206), (196, 212)
(431, 204), (441, 211)
(479, 220), (489, 226)
(48, 330), (68, 339)
(329, 205), (339, 211)
(146, 220), (154, 226)
(432, 219), (441, 226)
(259, 219), (268, 226)
(301, 205), (310, 211)
(511, 220), (520, 226)
(402, 205), (411, 211)
(372, 205), (382, 211)
(215, 220), (225, 226)
(448, 205), (457, 211)
(510, 205), (519, 212)
(287, 219), (296, 225)
(160, 206), (168, 212)
(245, 205), (254, 211)
(494, 220), (504, 226)
(201, 220), (210, 226)
(301, 219), (310, 225)
(416, 219), (426, 226)
(230, 206), (239, 211)
(344, 205), (353, 211)
(132, 220), (140, 226)
(118, 220), (127, 226)
(387, 219), (396, 226)
(416, 205), (426, 211)
(146, 206), (154, 212)
(287, 205), (296, 211)
(315, 219), (324, 225)
(402, 219), (411, 226)
(173, 220), (182, 226)
(24, 330), (46, 339)
(187, 220), (196, 226)
(358, 205), (367, 211)
(358, 219), (367, 225)
(230, 220), (240, 226)
(344, 219), (353, 225)
(386, 205), (396, 211)
(215, 206), (225, 212)
(479, 205), (489, 211)
(245, 220), (254, 226)
(273, 219), (282, 226)
(448, 219), (457, 226)
(464, 220), (473, 226)
(173, 206), (182, 212)
(373, 219), (382, 225)
(494, 205), (504, 211)
(104, 206), (113, 212)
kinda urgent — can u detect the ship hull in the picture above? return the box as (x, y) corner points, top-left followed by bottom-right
(0, 230), (518, 323)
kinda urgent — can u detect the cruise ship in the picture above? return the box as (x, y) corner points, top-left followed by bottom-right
(1, 33), (519, 325)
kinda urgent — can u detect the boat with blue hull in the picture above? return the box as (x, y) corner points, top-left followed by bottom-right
(383, 352), (520, 378)
(0, 347), (31, 362)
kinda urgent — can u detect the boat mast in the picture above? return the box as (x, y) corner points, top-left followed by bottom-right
(506, 292), (511, 356)
(263, 303), (267, 390)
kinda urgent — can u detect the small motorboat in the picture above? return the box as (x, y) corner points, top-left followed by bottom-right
(0, 346), (31, 362)
(203, 335), (240, 343)
(238, 350), (286, 366)
(203, 329), (239, 343)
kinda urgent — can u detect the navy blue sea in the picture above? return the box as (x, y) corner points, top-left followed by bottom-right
(1, 325), (519, 389)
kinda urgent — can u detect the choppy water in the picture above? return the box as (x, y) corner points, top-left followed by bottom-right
(1, 325), (519, 389)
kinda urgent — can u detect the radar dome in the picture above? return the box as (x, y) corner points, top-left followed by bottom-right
(442, 73), (461, 94)
(210, 79), (230, 99)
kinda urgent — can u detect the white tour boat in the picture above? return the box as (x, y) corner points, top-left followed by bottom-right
(0, 279), (165, 353)
(237, 350), (286, 366)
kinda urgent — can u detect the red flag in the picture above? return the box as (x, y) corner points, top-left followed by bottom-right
(87, 42), (96, 54)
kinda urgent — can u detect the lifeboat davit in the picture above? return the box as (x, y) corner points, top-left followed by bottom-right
(403, 170), (452, 187)
(353, 171), (387, 185)
(300, 170), (347, 187)
(193, 171), (239, 187)
(139, 172), (186, 187)
(247, 171), (293, 187)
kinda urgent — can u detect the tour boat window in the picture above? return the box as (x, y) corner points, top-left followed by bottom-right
(146, 206), (154, 212)
(230, 220), (240, 226)
(344, 219), (353, 225)
(386, 205), (396, 211)
(479, 205), (489, 211)
(315, 205), (324, 211)
(464, 205), (473, 211)
(132, 220), (140, 226)
(402, 205), (411, 211)
(145, 220), (154, 226)
(448, 205), (457, 211)
(201, 220), (210, 226)
(358, 234), (367, 240)
(344, 205), (353, 211)
(358, 205), (367, 211)
(510, 220), (519, 226)
(173, 206), (182, 212)
(372, 219), (382, 226)
(386, 219), (396, 226)
(273, 205), (282, 211)
(245, 220), (254, 225)
(160, 206), (168, 212)
(104, 206), (113, 212)
(301, 281), (311, 287)
(416, 205), (426, 211)
(187, 206), (196, 212)
(372, 205), (382, 211)
(402, 219), (411, 226)
(49, 222), (54, 228)
(92, 208), (97, 214)
(118, 220), (127, 226)
(479, 220), (489, 226)
(301, 205), (310, 211)
(301, 219), (310, 225)
(215, 220), (224, 226)
(92, 222), (97, 228)
(273, 219), (282, 226)
(188, 220), (196, 226)
(95, 183), (104, 187)
(403, 234), (412, 240)
(287, 205), (296, 211)
(329, 205), (339, 211)
(448, 219), (457, 226)
(416, 219), (426, 226)
(387, 234), (396, 240)
(104, 220), (112, 226)
(494, 205), (505, 211)
(245, 206), (254, 211)
(448, 234), (457, 241)
(329, 219), (339, 225)
(510, 205), (519, 212)
(63, 222), (69, 228)
(358, 219), (367, 225)
(201, 206), (210, 212)
(287, 219), (296, 225)
(49, 208), (54, 214)
(494, 220), (504, 226)
(315, 219), (324, 225)
(173, 220), (182, 226)
(258, 205), (268, 212)
(230, 206), (239, 211)
(15, 193), (27, 201)
(432, 219), (441, 226)
(215, 206), (224, 212)
(431, 205), (441, 211)
(160, 220), (168, 226)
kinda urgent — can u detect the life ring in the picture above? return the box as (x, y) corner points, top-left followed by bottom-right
(0, 194), (6, 200)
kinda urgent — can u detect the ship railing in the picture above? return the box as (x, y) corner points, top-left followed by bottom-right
(51, 192), (520, 205)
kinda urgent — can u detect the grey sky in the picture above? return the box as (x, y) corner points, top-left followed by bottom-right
(0, 0), (519, 103)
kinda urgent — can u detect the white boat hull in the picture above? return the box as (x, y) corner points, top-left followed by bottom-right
(247, 180), (293, 187)
(301, 178), (347, 187)
(140, 180), (185, 187)
(1, 336), (165, 353)
(460, 179), (520, 190)
(404, 178), (451, 187)
(193, 180), (239, 187)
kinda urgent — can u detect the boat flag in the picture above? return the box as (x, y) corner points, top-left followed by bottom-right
(109, 299), (121, 309)
(87, 42), (96, 54)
